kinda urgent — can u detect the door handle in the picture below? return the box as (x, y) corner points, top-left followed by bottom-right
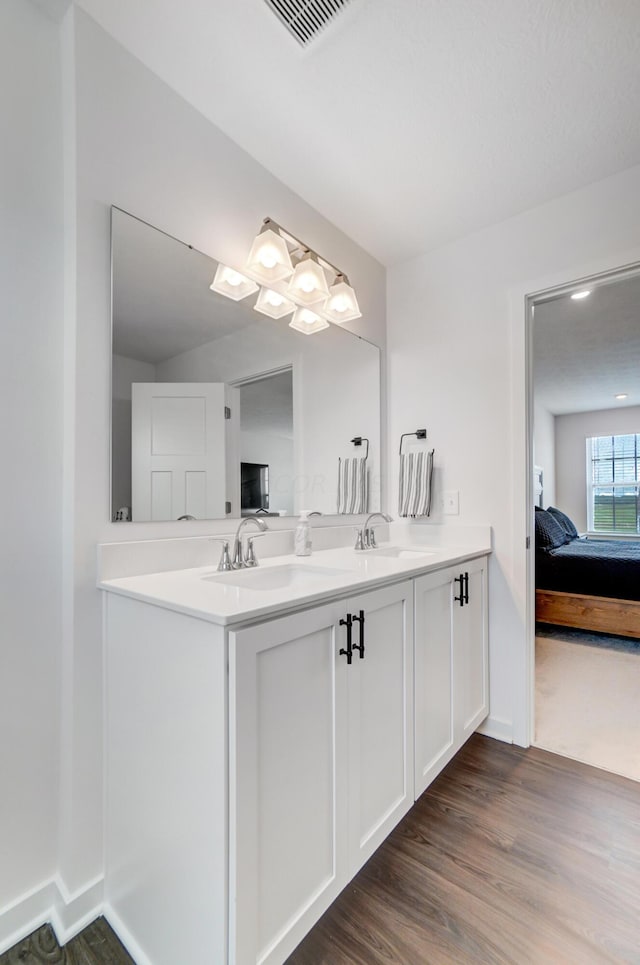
(454, 574), (465, 607)
(351, 610), (365, 659)
(339, 614), (353, 664)
(464, 572), (469, 606)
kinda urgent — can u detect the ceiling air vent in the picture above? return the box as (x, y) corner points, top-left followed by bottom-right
(264, 0), (353, 47)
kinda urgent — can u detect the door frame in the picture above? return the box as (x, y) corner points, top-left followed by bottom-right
(510, 252), (640, 748)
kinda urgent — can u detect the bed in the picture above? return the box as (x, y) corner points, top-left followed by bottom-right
(535, 507), (640, 639)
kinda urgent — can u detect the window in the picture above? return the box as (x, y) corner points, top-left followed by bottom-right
(586, 434), (640, 534)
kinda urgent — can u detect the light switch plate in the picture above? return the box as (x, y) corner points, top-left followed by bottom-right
(443, 490), (459, 515)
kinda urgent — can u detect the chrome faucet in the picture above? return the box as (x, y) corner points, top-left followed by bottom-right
(232, 517), (268, 568)
(355, 513), (393, 550)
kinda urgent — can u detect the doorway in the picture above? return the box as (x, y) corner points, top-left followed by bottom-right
(234, 367), (295, 517)
(527, 264), (640, 780)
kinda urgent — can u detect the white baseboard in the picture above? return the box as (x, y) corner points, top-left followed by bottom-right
(0, 880), (56, 956)
(0, 874), (103, 956)
(477, 715), (513, 743)
(51, 874), (104, 945)
(104, 902), (153, 965)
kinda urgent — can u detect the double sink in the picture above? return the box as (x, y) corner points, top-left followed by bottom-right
(202, 545), (435, 592)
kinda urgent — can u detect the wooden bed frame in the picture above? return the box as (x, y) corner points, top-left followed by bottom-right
(536, 589), (640, 639)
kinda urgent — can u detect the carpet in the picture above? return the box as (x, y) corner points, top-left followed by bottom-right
(535, 634), (640, 783)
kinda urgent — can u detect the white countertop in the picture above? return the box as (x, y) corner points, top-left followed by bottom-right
(98, 539), (491, 627)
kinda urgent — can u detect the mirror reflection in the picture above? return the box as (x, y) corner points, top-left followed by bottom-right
(111, 207), (381, 522)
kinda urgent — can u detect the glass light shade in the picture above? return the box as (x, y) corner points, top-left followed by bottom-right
(253, 287), (296, 320)
(286, 254), (330, 305)
(289, 306), (330, 335)
(210, 264), (259, 301)
(245, 227), (293, 284)
(322, 279), (362, 323)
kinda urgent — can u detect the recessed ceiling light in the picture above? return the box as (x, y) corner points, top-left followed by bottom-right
(570, 290), (591, 300)
(615, 393), (628, 400)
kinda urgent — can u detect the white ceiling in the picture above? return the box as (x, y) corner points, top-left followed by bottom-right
(76, 0), (640, 265)
(533, 272), (640, 415)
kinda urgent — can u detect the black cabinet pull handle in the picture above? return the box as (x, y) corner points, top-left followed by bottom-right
(464, 572), (469, 605)
(339, 614), (353, 664)
(351, 610), (365, 659)
(454, 574), (465, 607)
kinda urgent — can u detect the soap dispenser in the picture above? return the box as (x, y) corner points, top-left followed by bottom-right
(294, 510), (312, 557)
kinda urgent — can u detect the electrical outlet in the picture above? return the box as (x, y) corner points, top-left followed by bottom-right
(442, 490), (459, 515)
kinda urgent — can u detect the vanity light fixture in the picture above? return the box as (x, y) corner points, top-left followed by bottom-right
(237, 216), (362, 332)
(210, 264), (259, 301)
(286, 251), (330, 306)
(245, 221), (294, 284)
(570, 290), (591, 300)
(615, 393), (629, 400)
(322, 274), (361, 323)
(289, 306), (330, 335)
(254, 287), (296, 320)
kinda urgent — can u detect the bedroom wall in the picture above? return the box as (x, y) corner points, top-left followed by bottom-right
(0, 0), (63, 950)
(388, 161), (640, 746)
(555, 404), (640, 532)
(533, 402), (556, 508)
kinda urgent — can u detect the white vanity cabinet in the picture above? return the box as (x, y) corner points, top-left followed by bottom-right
(229, 580), (414, 965)
(414, 556), (488, 797)
(101, 545), (489, 965)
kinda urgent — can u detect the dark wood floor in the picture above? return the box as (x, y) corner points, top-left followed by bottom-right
(4, 736), (640, 964)
(287, 735), (640, 965)
(0, 918), (133, 965)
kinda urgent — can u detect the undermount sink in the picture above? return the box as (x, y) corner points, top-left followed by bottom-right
(203, 563), (351, 591)
(367, 546), (436, 560)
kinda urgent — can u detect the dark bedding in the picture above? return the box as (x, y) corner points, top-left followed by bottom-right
(536, 538), (640, 601)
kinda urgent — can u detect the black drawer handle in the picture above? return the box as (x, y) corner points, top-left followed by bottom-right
(351, 610), (365, 659)
(464, 572), (469, 605)
(454, 574), (465, 607)
(339, 614), (353, 664)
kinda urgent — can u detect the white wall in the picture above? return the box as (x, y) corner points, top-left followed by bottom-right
(112, 354), (156, 515)
(388, 162), (640, 745)
(0, 0), (63, 943)
(555, 405), (640, 532)
(157, 319), (380, 516)
(59, 5), (386, 900)
(533, 402), (556, 507)
(240, 430), (294, 515)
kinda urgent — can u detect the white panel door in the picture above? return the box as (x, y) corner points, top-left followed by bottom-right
(453, 557), (489, 741)
(414, 567), (455, 798)
(131, 382), (226, 520)
(346, 581), (414, 873)
(229, 600), (348, 965)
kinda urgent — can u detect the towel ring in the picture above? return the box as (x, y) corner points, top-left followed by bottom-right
(350, 436), (370, 460)
(399, 429), (427, 456)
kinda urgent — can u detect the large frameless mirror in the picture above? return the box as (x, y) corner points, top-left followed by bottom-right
(110, 207), (381, 522)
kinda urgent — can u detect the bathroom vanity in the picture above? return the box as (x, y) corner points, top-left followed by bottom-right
(99, 528), (490, 965)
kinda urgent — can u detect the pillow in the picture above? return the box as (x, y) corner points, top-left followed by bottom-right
(534, 509), (570, 549)
(547, 506), (579, 540)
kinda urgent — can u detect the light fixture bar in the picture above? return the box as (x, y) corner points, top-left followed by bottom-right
(261, 216), (344, 281)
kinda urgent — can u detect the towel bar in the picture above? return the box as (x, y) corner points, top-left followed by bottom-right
(350, 436), (370, 460)
(399, 429), (427, 455)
